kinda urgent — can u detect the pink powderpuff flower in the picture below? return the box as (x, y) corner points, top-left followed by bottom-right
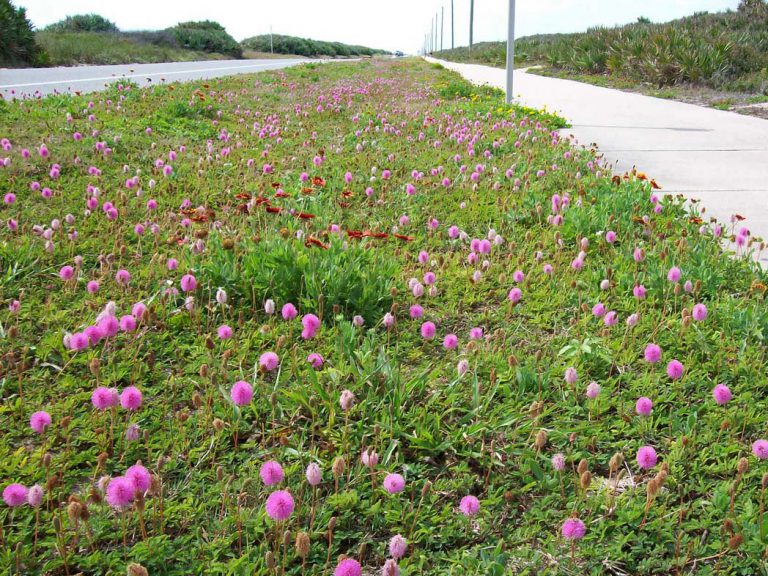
(513, 270), (525, 283)
(59, 266), (74, 281)
(119, 315), (136, 332)
(87, 280), (100, 294)
(259, 352), (279, 371)
(307, 353), (324, 369)
(3, 484), (28, 507)
(306, 463), (322, 486)
(125, 464), (152, 493)
(382, 559), (400, 576)
(459, 495), (480, 517)
(361, 448), (379, 468)
(27, 485), (43, 507)
(383, 313), (395, 328)
(644, 343), (662, 363)
(633, 285), (647, 299)
(443, 334), (459, 349)
(637, 446), (658, 469)
(667, 267), (682, 283)
(115, 269), (131, 286)
(508, 288), (522, 304)
(383, 473), (405, 494)
(106, 476), (134, 508)
(260, 461), (284, 486)
(120, 386), (143, 410)
(389, 535), (407, 559)
(266, 490), (295, 521)
(264, 299), (276, 315)
(91, 386), (118, 410)
(592, 303), (606, 317)
(712, 384), (732, 405)
(302, 314), (321, 339)
(132, 302), (147, 319)
(230, 381), (253, 405)
(30, 411), (52, 434)
(585, 382), (600, 399)
(603, 311), (618, 326)
(335, 558), (362, 576)
(635, 397), (653, 416)
(99, 315), (119, 337)
(561, 518), (586, 540)
(564, 367), (578, 385)
(167, 258), (178, 271)
(457, 359), (469, 377)
(753, 440), (768, 460)
(340, 390), (355, 411)
(217, 325), (233, 339)
(470, 327), (483, 340)
(666, 360), (684, 380)
(692, 303), (707, 321)
(180, 274), (197, 292)
(409, 305), (423, 319)
(421, 321), (436, 339)
(551, 453), (566, 471)
(281, 303), (298, 320)
(605, 230), (617, 243)
(125, 424), (140, 442)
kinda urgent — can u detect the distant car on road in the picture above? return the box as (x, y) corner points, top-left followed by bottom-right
(394, 51), (404, 57)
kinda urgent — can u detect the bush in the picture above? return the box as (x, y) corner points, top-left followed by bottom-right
(169, 20), (242, 58)
(241, 34), (388, 57)
(44, 13), (118, 33)
(0, 0), (45, 66)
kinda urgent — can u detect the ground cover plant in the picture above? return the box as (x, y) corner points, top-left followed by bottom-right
(435, 0), (768, 116)
(1, 57), (768, 575)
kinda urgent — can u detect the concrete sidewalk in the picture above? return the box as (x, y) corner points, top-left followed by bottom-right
(426, 57), (768, 258)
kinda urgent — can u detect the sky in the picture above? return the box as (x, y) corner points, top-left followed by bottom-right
(18, 0), (742, 54)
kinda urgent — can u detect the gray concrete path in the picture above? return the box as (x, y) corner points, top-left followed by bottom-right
(0, 58), (312, 99)
(427, 57), (768, 257)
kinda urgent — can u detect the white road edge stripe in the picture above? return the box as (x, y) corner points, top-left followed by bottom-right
(0, 60), (307, 89)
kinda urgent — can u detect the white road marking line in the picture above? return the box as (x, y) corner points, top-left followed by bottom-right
(0, 60), (304, 89)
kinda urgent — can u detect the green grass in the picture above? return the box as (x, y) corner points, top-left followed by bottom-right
(34, 31), (229, 66)
(0, 58), (767, 575)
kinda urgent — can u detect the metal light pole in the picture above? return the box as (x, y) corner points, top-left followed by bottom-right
(441, 6), (444, 52)
(505, 0), (516, 104)
(469, 0), (474, 53)
(451, 0), (455, 49)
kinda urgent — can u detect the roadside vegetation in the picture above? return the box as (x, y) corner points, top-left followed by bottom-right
(1, 1), (388, 68)
(435, 0), (768, 117)
(241, 34), (388, 58)
(1, 57), (767, 574)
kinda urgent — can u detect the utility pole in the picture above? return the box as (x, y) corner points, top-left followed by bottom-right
(440, 6), (444, 52)
(440, 6), (445, 52)
(506, 0), (516, 103)
(469, 0), (474, 53)
(451, 0), (455, 49)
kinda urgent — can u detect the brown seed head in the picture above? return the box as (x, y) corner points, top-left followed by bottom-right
(295, 531), (310, 558)
(127, 563), (149, 576)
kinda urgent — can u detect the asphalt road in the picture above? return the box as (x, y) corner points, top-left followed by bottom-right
(0, 58), (311, 99)
(427, 57), (768, 259)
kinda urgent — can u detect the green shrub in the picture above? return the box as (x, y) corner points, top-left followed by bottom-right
(169, 20), (242, 58)
(0, 0), (45, 66)
(241, 33), (388, 57)
(437, 5), (768, 90)
(44, 13), (118, 33)
(202, 235), (399, 324)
